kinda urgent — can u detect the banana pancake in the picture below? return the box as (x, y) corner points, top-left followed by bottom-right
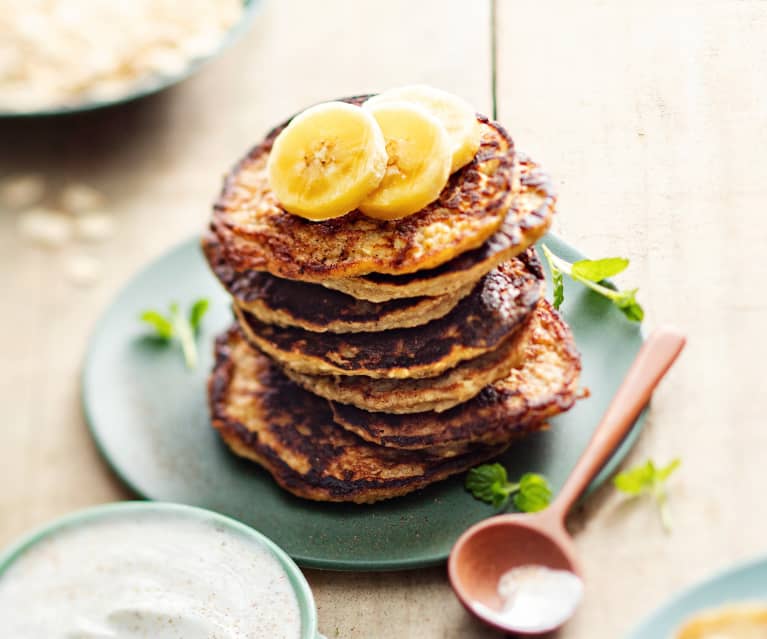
(234, 252), (544, 379)
(331, 300), (580, 450)
(209, 326), (509, 503)
(321, 152), (555, 302)
(203, 235), (474, 333)
(282, 300), (556, 414)
(211, 96), (518, 280)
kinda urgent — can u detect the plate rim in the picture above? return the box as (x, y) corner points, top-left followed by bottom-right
(626, 553), (767, 638)
(81, 232), (647, 571)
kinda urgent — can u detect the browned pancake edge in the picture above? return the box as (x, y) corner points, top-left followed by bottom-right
(234, 250), (544, 379)
(330, 300), (581, 449)
(208, 326), (510, 504)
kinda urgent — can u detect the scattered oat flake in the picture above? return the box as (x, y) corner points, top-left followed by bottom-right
(59, 184), (106, 214)
(74, 213), (115, 242)
(17, 208), (73, 248)
(0, 174), (46, 210)
(66, 254), (101, 287)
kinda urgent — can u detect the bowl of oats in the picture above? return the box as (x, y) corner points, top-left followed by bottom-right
(0, 0), (261, 117)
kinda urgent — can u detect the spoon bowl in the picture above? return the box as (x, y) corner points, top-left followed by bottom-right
(449, 327), (686, 635)
(450, 510), (580, 634)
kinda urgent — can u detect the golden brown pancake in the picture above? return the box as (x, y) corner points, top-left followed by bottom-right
(203, 235), (474, 333)
(211, 96), (518, 280)
(322, 153), (555, 302)
(282, 331), (523, 414)
(282, 300), (558, 414)
(208, 326), (509, 503)
(331, 301), (580, 450)
(234, 252), (544, 379)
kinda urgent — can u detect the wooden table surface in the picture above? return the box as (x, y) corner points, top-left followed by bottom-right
(2, 1), (766, 637)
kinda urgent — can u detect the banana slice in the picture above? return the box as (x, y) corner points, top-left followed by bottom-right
(267, 101), (387, 221)
(359, 101), (451, 221)
(366, 85), (481, 173)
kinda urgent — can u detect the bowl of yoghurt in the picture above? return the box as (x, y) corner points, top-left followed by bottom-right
(0, 501), (322, 639)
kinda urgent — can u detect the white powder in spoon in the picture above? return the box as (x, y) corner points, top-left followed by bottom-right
(473, 565), (583, 633)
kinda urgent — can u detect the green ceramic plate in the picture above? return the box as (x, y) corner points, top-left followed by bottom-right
(82, 234), (645, 570)
(0, 0), (262, 118)
(0, 502), (322, 639)
(627, 555), (767, 638)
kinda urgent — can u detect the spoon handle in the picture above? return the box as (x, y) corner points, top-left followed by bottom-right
(550, 326), (686, 520)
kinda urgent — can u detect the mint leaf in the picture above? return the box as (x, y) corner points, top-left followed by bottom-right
(614, 458), (681, 531)
(657, 458), (681, 481)
(551, 267), (564, 310)
(614, 460), (655, 495)
(466, 463), (511, 508)
(540, 244), (644, 323)
(541, 244), (565, 310)
(139, 299), (210, 370)
(571, 257), (629, 282)
(513, 473), (553, 513)
(140, 311), (174, 339)
(613, 289), (645, 322)
(189, 298), (210, 331)
(466, 464), (552, 512)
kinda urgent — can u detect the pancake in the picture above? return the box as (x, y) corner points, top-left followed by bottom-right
(282, 300), (558, 414)
(203, 235), (474, 333)
(322, 152), (555, 302)
(331, 300), (580, 450)
(209, 326), (509, 503)
(234, 252), (544, 379)
(282, 333), (521, 414)
(211, 96), (518, 281)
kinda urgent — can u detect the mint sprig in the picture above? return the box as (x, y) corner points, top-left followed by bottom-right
(140, 298), (209, 370)
(541, 244), (644, 322)
(614, 458), (681, 532)
(466, 463), (552, 512)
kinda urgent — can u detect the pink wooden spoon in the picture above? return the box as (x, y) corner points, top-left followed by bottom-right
(448, 326), (686, 635)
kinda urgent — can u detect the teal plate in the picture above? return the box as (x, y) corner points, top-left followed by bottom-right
(0, 0), (262, 118)
(82, 234), (644, 570)
(627, 555), (767, 638)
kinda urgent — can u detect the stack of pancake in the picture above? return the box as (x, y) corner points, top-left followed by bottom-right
(204, 98), (582, 503)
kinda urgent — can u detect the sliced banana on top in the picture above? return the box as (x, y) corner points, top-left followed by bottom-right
(267, 101), (387, 221)
(366, 85), (482, 173)
(358, 101), (452, 221)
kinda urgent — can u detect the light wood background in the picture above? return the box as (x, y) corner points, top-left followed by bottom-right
(1, 1), (766, 637)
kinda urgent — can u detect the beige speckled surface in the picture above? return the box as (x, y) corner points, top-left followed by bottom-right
(1, 1), (766, 637)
